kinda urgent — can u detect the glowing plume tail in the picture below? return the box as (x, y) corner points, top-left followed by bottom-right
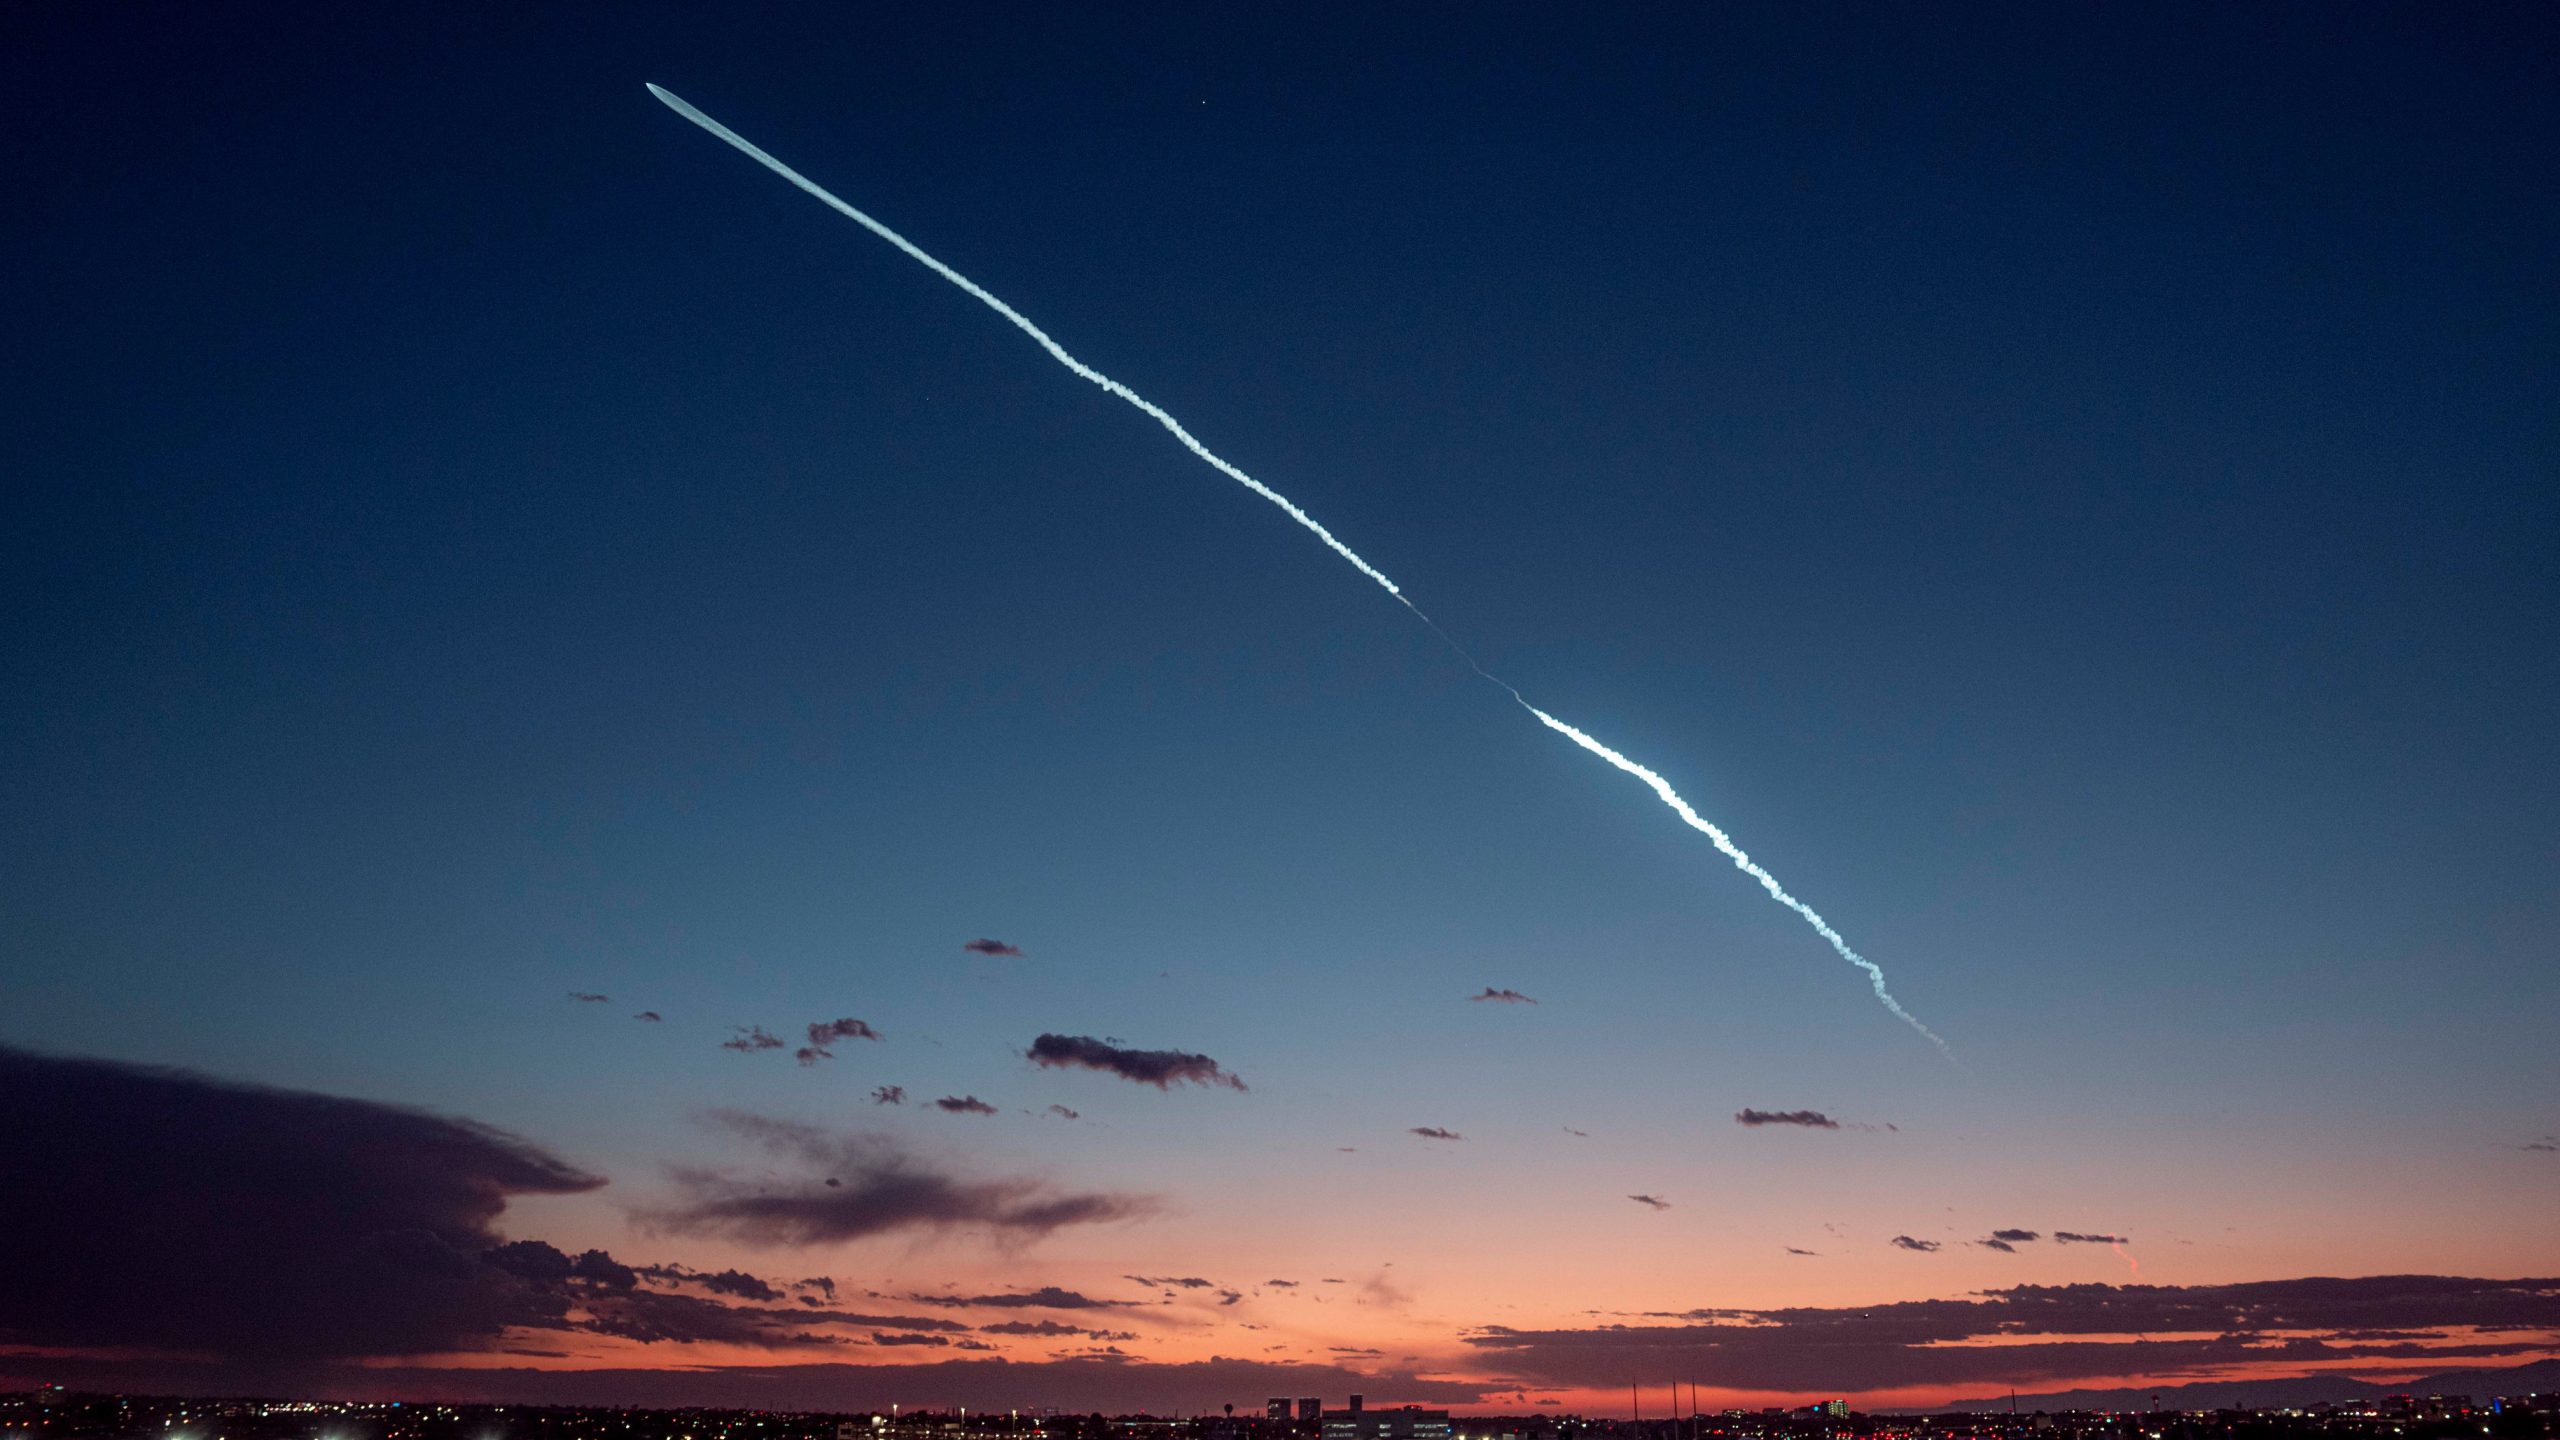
(1516, 701), (1952, 1059)
(646, 83), (1952, 1059)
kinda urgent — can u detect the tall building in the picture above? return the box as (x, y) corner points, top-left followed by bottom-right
(1270, 1402), (1294, 1424)
(1298, 1401), (1323, 1425)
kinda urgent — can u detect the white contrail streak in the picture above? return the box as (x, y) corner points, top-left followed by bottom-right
(644, 84), (1402, 601)
(647, 83), (1953, 1060)
(1514, 702), (1952, 1058)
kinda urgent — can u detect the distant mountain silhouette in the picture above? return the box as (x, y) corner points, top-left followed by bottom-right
(1915, 1356), (2560, 1414)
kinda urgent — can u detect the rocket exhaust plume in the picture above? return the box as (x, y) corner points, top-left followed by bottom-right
(645, 83), (1953, 1061)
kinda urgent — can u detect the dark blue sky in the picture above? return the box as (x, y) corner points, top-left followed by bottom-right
(4, 2), (2556, 1402)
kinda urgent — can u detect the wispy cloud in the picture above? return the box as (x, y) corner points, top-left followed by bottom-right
(1628, 1194), (1671, 1211)
(1469, 987), (1537, 1005)
(722, 1026), (786, 1054)
(569, 992), (610, 1003)
(1735, 1108), (1837, 1128)
(934, 1095), (997, 1116)
(978, 1320), (1138, 1339)
(1990, 1229), (2040, 1243)
(1026, 1034), (1246, 1091)
(634, 1011), (663, 1023)
(1410, 1126), (1464, 1141)
(963, 939), (1025, 958)
(870, 1086), (905, 1106)
(1889, 1235), (1941, 1252)
(2054, 1231), (2129, 1245)
(639, 1113), (1148, 1247)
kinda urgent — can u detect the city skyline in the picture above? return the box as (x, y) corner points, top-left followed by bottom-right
(4, 1), (2555, 1420)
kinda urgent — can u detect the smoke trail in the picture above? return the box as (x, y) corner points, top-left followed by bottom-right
(1514, 702), (1950, 1058)
(646, 83), (1952, 1060)
(643, 86), (1401, 601)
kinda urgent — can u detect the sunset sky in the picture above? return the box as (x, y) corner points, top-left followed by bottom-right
(4, 1), (2556, 1417)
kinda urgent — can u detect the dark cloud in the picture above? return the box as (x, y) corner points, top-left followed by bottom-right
(980, 1320), (1139, 1340)
(1735, 1108), (1838, 1128)
(1562, 1126), (1590, 1138)
(574, 1287), (946, 1350)
(1461, 1275), (2560, 1394)
(964, 939), (1025, 957)
(1991, 1229), (2041, 1243)
(481, 1241), (962, 1350)
(1045, 1104), (1080, 1120)
(913, 1287), (1133, 1311)
(1128, 1275), (1217, 1289)
(1470, 987), (1537, 1004)
(634, 1011), (663, 1023)
(1890, 1236), (1942, 1252)
(636, 1263), (783, 1301)
(1628, 1194), (1672, 1210)
(2525, 1138), (2557, 1153)
(870, 1085), (905, 1106)
(1977, 1238), (2018, 1253)
(722, 1026), (786, 1053)
(2054, 1231), (2130, 1245)
(1464, 1270), (2560, 1393)
(796, 1018), (885, 1066)
(1784, 1248), (1820, 1256)
(487, 1242), (638, 1293)
(3, 1355), (1498, 1413)
(955, 1339), (999, 1351)
(1266, 1279), (1299, 1288)
(1025, 1033), (1247, 1091)
(873, 1333), (950, 1347)
(935, 1094), (998, 1115)
(639, 1112), (1150, 1247)
(1410, 1126), (1464, 1141)
(0, 1046), (602, 1360)
(569, 992), (610, 1003)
